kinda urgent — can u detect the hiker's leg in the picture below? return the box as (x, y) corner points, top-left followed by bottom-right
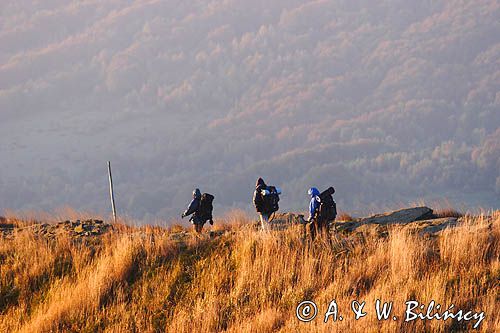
(264, 214), (270, 230)
(316, 221), (323, 239)
(260, 214), (269, 231)
(308, 221), (316, 240)
(193, 217), (204, 233)
(260, 214), (267, 230)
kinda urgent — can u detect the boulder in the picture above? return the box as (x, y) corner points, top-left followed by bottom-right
(358, 206), (434, 225)
(335, 208), (462, 237)
(270, 212), (307, 230)
(335, 221), (363, 233)
(412, 217), (458, 234)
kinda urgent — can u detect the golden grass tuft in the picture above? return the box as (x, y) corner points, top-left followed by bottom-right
(434, 208), (464, 218)
(336, 212), (355, 222)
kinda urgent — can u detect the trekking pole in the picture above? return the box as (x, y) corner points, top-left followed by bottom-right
(108, 161), (117, 223)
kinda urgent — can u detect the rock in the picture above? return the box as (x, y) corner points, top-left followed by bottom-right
(335, 221), (362, 232)
(336, 212), (460, 237)
(413, 217), (458, 234)
(336, 207), (441, 235)
(351, 223), (390, 239)
(3, 218), (111, 239)
(268, 212), (307, 231)
(358, 207), (434, 225)
(0, 218), (15, 238)
(270, 213), (306, 229)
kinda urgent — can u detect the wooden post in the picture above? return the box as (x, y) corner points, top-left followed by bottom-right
(108, 161), (117, 223)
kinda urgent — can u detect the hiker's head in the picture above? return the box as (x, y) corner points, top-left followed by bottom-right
(193, 188), (201, 199)
(256, 177), (266, 188)
(308, 187), (319, 197)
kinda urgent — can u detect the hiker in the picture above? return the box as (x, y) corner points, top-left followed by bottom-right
(307, 186), (336, 240)
(181, 188), (214, 233)
(253, 177), (281, 231)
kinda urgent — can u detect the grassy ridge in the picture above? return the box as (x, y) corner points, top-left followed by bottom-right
(0, 211), (499, 332)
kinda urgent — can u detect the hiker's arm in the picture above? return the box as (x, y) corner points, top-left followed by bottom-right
(308, 197), (319, 222)
(253, 190), (262, 211)
(307, 199), (314, 221)
(183, 199), (199, 217)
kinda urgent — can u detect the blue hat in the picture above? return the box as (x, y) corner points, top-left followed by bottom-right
(308, 187), (319, 197)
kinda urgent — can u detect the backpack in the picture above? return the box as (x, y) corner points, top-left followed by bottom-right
(199, 193), (214, 221)
(318, 187), (337, 221)
(262, 186), (280, 215)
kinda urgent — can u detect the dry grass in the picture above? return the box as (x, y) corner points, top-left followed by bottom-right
(336, 212), (355, 222)
(434, 208), (464, 219)
(0, 211), (499, 332)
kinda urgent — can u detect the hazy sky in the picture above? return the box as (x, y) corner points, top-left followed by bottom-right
(1, 0), (499, 221)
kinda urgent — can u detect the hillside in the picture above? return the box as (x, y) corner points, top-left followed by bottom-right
(0, 208), (498, 332)
(1, 0), (499, 218)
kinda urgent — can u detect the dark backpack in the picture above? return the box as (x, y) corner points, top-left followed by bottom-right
(262, 186), (280, 215)
(318, 187), (337, 221)
(199, 193), (214, 221)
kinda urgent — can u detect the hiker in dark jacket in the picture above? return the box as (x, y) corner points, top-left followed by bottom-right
(253, 177), (273, 231)
(182, 188), (212, 233)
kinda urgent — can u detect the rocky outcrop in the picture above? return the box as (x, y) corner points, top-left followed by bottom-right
(272, 212), (306, 224)
(335, 207), (461, 236)
(0, 219), (112, 239)
(0, 217), (14, 238)
(269, 212), (306, 230)
(67, 219), (111, 237)
(411, 217), (458, 234)
(358, 206), (434, 225)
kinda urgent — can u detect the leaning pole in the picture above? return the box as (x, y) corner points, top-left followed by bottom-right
(108, 161), (117, 223)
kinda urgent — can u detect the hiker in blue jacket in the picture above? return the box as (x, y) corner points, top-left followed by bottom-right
(307, 187), (323, 240)
(308, 187), (321, 222)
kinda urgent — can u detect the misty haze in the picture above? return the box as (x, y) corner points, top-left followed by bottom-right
(1, 0), (499, 221)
